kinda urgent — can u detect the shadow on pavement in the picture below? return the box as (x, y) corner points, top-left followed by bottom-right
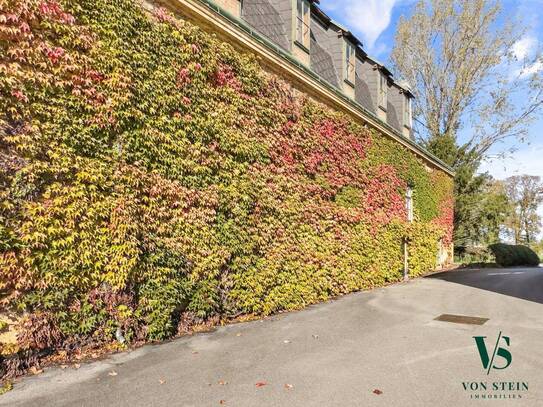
(426, 267), (543, 305)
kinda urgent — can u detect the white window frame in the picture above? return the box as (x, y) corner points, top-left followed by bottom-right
(378, 73), (388, 108)
(295, 0), (311, 49)
(404, 96), (412, 129)
(344, 40), (356, 85)
(406, 187), (414, 222)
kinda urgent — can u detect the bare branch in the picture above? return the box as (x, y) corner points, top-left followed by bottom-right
(391, 0), (543, 166)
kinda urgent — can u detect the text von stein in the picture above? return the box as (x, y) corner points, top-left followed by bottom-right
(462, 382), (528, 392)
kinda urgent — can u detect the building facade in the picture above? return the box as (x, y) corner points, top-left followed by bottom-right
(211, 0), (415, 139)
(156, 0), (454, 267)
(0, 0), (457, 369)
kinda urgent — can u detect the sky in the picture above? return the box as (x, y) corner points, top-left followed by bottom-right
(320, 0), (543, 237)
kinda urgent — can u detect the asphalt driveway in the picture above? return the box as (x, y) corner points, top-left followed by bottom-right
(2, 266), (543, 406)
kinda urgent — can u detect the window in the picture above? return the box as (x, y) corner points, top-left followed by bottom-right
(296, 0), (310, 49)
(216, 0), (241, 17)
(379, 74), (387, 107)
(344, 41), (356, 84)
(404, 96), (412, 128)
(378, 73), (388, 108)
(406, 187), (414, 222)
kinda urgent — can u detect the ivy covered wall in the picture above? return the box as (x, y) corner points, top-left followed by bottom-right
(0, 0), (453, 372)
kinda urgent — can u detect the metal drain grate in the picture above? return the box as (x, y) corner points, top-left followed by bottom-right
(434, 314), (489, 325)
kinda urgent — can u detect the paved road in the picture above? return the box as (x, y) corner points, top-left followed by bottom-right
(2, 267), (543, 407)
(428, 266), (543, 304)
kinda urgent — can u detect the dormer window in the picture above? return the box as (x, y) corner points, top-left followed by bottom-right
(296, 0), (310, 49)
(404, 96), (412, 129)
(344, 41), (356, 85)
(216, 0), (241, 18)
(378, 73), (388, 109)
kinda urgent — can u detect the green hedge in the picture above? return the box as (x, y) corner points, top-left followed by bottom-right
(489, 244), (540, 267)
(0, 0), (453, 373)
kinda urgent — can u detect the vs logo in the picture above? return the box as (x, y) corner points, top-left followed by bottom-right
(473, 331), (512, 374)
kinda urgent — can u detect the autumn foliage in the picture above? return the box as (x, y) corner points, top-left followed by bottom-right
(0, 0), (453, 378)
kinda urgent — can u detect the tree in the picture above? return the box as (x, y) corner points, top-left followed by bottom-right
(454, 174), (510, 246)
(392, 0), (543, 164)
(391, 0), (543, 246)
(532, 239), (543, 258)
(503, 175), (543, 244)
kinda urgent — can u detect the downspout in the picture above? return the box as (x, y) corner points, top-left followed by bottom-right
(403, 238), (409, 281)
(404, 183), (414, 281)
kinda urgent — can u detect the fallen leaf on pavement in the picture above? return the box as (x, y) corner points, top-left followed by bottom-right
(312, 334), (319, 339)
(108, 371), (118, 376)
(29, 366), (43, 375)
(159, 379), (166, 385)
(219, 400), (226, 405)
(255, 381), (267, 387)
(373, 389), (383, 395)
(284, 384), (294, 389)
(218, 380), (228, 385)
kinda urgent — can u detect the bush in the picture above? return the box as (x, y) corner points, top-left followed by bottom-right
(454, 246), (495, 265)
(489, 244), (541, 267)
(0, 0), (454, 377)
